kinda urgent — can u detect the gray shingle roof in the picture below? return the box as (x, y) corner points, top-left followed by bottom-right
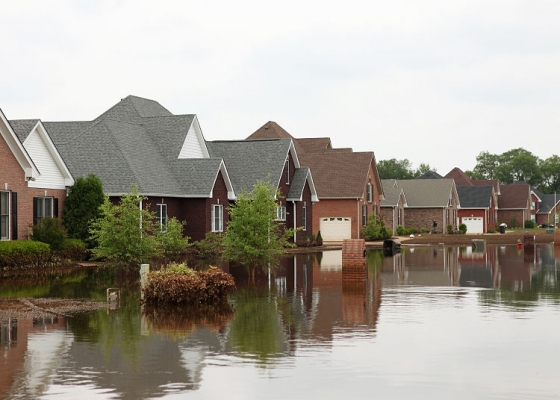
(389, 179), (456, 207)
(456, 186), (493, 208)
(14, 95), (225, 197)
(537, 193), (560, 215)
(287, 166), (311, 201)
(380, 186), (406, 207)
(207, 138), (292, 194)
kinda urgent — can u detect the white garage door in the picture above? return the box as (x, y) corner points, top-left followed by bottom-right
(462, 217), (484, 234)
(320, 217), (352, 241)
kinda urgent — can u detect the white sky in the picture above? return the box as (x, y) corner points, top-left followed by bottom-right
(2, 1), (559, 175)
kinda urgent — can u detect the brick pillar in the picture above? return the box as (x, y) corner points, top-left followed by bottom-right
(342, 239), (366, 283)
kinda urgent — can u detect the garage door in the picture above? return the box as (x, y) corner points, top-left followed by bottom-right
(320, 217), (352, 241)
(461, 217), (483, 234)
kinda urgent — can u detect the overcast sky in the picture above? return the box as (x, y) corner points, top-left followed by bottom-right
(2, 1), (559, 175)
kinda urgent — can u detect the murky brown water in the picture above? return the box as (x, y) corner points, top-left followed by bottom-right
(2, 244), (560, 399)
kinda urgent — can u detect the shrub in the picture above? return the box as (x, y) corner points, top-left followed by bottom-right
(0, 241), (51, 270)
(397, 225), (406, 235)
(30, 217), (68, 251)
(459, 223), (467, 234)
(446, 224), (454, 234)
(487, 228), (496, 233)
(142, 266), (235, 305)
(510, 217), (519, 228)
(157, 217), (191, 260)
(524, 220), (535, 229)
(193, 232), (224, 266)
(363, 214), (391, 241)
(421, 228), (429, 234)
(316, 231), (323, 246)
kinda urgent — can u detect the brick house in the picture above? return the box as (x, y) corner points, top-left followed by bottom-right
(380, 185), (406, 232)
(247, 121), (384, 241)
(535, 191), (560, 227)
(12, 96), (236, 242)
(382, 178), (459, 233)
(445, 167), (499, 233)
(497, 183), (532, 228)
(1, 110), (73, 240)
(206, 138), (318, 243)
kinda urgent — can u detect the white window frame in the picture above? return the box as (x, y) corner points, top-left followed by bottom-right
(0, 191), (9, 240)
(212, 204), (224, 232)
(156, 203), (168, 232)
(276, 205), (287, 221)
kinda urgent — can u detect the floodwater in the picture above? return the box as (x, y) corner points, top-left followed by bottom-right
(2, 243), (560, 400)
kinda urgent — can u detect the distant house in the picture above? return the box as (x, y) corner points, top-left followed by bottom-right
(382, 178), (459, 233)
(1, 111), (73, 240)
(444, 167), (499, 232)
(455, 186), (496, 233)
(497, 183), (532, 228)
(380, 185), (407, 232)
(247, 121), (384, 241)
(535, 192), (560, 227)
(206, 138), (318, 243)
(13, 96), (236, 242)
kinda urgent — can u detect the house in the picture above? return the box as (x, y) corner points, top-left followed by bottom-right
(444, 167), (499, 232)
(11, 96), (236, 242)
(246, 121), (384, 241)
(1, 109), (73, 240)
(535, 192), (560, 227)
(206, 138), (318, 243)
(379, 185), (406, 232)
(497, 183), (532, 228)
(455, 186), (496, 233)
(382, 178), (459, 233)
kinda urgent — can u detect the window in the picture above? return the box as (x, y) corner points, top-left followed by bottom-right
(33, 197), (53, 225)
(156, 204), (168, 232)
(276, 205), (287, 221)
(212, 204), (223, 232)
(362, 204), (368, 226)
(285, 159), (290, 184)
(302, 206), (307, 231)
(0, 191), (9, 240)
(366, 183), (373, 202)
(531, 201), (536, 210)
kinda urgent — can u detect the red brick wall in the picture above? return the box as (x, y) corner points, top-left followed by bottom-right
(1, 133), (67, 240)
(312, 198), (360, 238)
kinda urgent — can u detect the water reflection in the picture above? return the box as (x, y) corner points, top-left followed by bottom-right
(1, 243), (560, 399)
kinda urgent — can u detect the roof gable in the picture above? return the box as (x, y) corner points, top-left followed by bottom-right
(0, 110), (38, 180)
(21, 121), (74, 189)
(391, 178), (457, 207)
(456, 186), (493, 208)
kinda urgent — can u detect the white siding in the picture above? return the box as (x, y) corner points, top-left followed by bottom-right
(24, 131), (67, 189)
(178, 124), (205, 159)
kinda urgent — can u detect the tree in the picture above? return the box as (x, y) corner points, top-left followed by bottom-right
(90, 185), (159, 266)
(63, 174), (105, 246)
(495, 148), (541, 186)
(413, 163), (436, 178)
(539, 155), (560, 194)
(377, 158), (415, 179)
(471, 151), (500, 180)
(222, 180), (295, 281)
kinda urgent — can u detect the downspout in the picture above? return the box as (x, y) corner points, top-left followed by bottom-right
(292, 201), (297, 242)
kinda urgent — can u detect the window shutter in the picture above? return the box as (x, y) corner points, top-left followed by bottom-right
(53, 198), (59, 218)
(12, 192), (18, 240)
(33, 197), (38, 225)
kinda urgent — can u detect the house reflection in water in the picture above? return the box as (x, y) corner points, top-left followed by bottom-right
(379, 243), (549, 291)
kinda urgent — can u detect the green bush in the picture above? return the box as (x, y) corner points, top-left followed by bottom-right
(143, 266), (235, 305)
(30, 217), (68, 251)
(363, 214), (391, 241)
(446, 224), (454, 234)
(316, 230), (323, 245)
(397, 225), (405, 235)
(459, 223), (467, 234)
(0, 240), (50, 255)
(524, 220), (535, 229)
(193, 232), (224, 266)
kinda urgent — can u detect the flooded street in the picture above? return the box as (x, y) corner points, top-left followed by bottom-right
(2, 244), (560, 399)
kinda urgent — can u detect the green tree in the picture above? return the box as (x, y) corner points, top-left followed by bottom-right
(90, 185), (159, 266)
(362, 214), (391, 240)
(413, 163), (436, 178)
(376, 158), (415, 179)
(156, 217), (190, 262)
(63, 174), (105, 246)
(540, 155), (560, 194)
(495, 148), (541, 186)
(471, 151), (500, 180)
(222, 180), (295, 281)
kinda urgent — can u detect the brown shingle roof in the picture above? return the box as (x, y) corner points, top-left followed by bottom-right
(299, 151), (374, 198)
(445, 167), (474, 186)
(499, 183), (530, 209)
